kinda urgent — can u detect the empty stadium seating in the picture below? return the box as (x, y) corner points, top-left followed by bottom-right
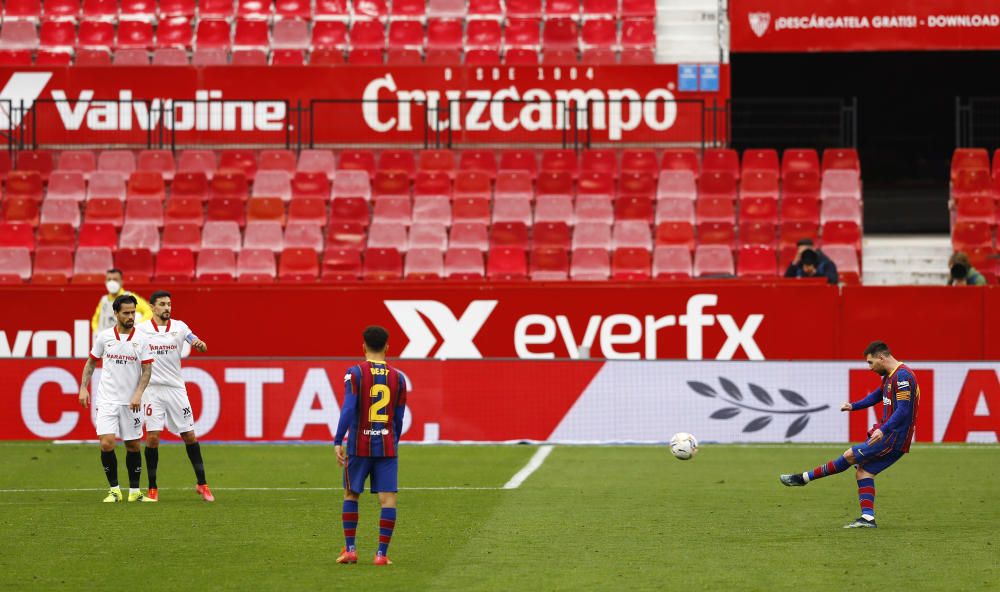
(949, 148), (999, 281)
(0, 0), (657, 65)
(0, 147), (867, 283)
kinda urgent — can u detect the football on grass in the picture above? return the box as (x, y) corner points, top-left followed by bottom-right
(670, 433), (698, 460)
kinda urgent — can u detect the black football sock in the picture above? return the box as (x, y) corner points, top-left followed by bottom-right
(186, 443), (207, 485)
(101, 450), (119, 487)
(125, 450), (142, 489)
(144, 447), (159, 489)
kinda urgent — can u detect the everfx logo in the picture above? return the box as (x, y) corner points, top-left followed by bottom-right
(384, 300), (498, 359)
(749, 12), (771, 37)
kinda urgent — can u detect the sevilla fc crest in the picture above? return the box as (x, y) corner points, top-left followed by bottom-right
(749, 12), (771, 38)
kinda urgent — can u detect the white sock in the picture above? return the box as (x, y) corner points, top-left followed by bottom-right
(802, 471), (811, 483)
(110, 485), (121, 491)
(129, 488), (139, 495)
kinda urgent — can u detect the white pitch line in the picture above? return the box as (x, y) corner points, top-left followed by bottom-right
(0, 486), (500, 493)
(503, 445), (554, 490)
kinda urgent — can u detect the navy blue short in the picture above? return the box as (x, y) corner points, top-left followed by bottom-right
(851, 439), (905, 475)
(344, 455), (398, 494)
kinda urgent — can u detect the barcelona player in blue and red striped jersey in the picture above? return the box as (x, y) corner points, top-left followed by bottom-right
(335, 326), (407, 566)
(780, 341), (920, 528)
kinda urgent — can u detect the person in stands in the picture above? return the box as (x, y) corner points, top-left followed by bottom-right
(785, 239), (839, 285)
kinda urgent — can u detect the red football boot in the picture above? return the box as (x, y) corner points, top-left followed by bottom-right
(196, 484), (215, 502)
(147, 488), (158, 501)
(336, 548), (358, 564)
(373, 554), (393, 566)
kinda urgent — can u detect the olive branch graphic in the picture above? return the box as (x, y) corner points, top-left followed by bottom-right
(687, 378), (830, 438)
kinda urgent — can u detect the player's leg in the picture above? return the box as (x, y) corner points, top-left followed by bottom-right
(779, 446), (855, 486)
(337, 456), (368, 564)
(166, 388), (212, 499)
(371, 457), (398, 565)
(844, 449), (903, 528)
(144, 430), (161, 498)
(121, 407), (155, 502)
(96, 405), (123, 502)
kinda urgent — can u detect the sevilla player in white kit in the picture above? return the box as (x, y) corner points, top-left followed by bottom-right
(78, 294), (156, 503)
(138, 290), (214, 502)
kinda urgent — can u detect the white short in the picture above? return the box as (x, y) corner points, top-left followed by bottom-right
(142, 385), (195, 435)
(96, 404), (144, 441)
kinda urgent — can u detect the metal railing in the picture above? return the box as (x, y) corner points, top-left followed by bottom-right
(955, 97), (1000, 151)
(725, 97), (857, 150)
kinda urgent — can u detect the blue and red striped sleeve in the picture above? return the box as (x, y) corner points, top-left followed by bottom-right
(335, 366), (359, 446)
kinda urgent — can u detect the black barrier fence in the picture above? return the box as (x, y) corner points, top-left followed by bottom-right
(0, 95), (856, 155)
(956, 97), (1000, 151)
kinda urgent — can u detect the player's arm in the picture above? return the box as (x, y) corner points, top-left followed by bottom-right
(183, 323), (208, 352)
(334, 369), (359, 466)
(846, 387), (882, 411)
(79, 356), (97, 408)
(393, 373), (406, 444)
(129, 343), (154, 411)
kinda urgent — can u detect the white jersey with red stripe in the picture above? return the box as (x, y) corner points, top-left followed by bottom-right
(137, 318), (193, 389)
(89, 327), (153, 407)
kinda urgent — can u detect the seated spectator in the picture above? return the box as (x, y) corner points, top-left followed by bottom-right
(785, 239), (838, 284)
(947, 252), (987, 286)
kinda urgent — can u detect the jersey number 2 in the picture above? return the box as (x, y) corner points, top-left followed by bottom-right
(369, 384), (391, 423)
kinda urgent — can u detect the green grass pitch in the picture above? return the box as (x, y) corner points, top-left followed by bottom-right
(0, 442), (997, 591)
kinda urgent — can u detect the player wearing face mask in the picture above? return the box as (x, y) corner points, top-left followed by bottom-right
(91, 268), (153, 337)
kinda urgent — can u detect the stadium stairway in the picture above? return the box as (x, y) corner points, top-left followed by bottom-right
(655, 0), (725, 63)
(861, 235), (951, 286)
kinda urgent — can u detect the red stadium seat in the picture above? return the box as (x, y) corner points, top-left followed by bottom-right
(951, 169), (993, 199)
(621, 0), (655, 18)
(164, 198), (205, 226)
(162, 223), (203, 252)
(499, 149), (538, 176)
(740, 196), (778, 223)
(821, 221), (862, 251)
(407, 223), (448, 251)
(533, 221), (571, 249)
(530, 247), (569, 280)
(195, 19), (232, 50)
(253, 172), (293, 201)
(620, 17), (654, 49)
(696, 221), (736, 249)
(621, 150), (658, 175)
(372, 196), (413, 226)
(338, 151), (376, 179)
(654, 222), (695, 251)
(780, 196), (820, 224)
(114, 248), (154, 282)
(491, 222), (530, 249)
(388, 21), (424, 50)
(154, 249), (194, 282)
(350, 19), (386, 50)
(783, 170), (821, 199)
(283, 223), (324, 252)
(428, 18), (463, 50)
(954, 196), (997, 225)
(333, 171), (373, 200)
(314, 0), (350, 20)
(0, 247), (31, 284)
(373, 171), (410, 198)
(951, 221), (993, 251)
(572, 222), (611, 250)
(47, 172), (86, 202)
(201, 220), (242, 251)
(702, 148), (740, 180)
(363, 248), (403, 280)
(468, 0), (503, 18)
(581, 149), (617, 175)
(570, 248), (610, 280)
(619, 172), (656, 199)
(486, 247), (528, 279)
(16, 152), (54, 180)
(542, 18), (578, 50)
(739, 221), (777, 248)
(693, 245), (734, 277)
(740, 170), (779, 199)
(127, 172), (167, 201)
(4, 0), (43, 21)
(612, 248), (652, 280)
(615, 196), (654, 222)
(581, 19), (616, 49)
(459, 151), (498, 178)
(6, 171), (44, 202)
(0, 223), (36, 252)
(34, 247), (74, 282)
(278, 248), (320, 282)
(697, 171), (737, 201)
(661, 149), (699, 178)
(297, 151), (337, 180)
(1, 198), (39, 227)
(823, 244), (861, 285)
(443, 248), (484, 279)
(288, 198), (328, 226)
(197, 248), (237, 281)
(37, 223), (77, 251)
(414, 171), (452, 200)
(821, 197), (862, 225)
(822, 148), (860, 175)
(330, 197), (370, 226)
(452, 198), (491, 225)
(385, 48), (422, 64)
(178, 151), (217, 178)
(577, 172), (615, 201)
(247, 198), (287, 225)
(321, 248), (362, 281)
(741, 149), (779, 174)
(453, 171), (491, 200)
(951, 148), (990, 181)
(652, 246), (692, 279)
(124, 198), (165, 228)
(73, 247), (114, 283)
(534, 171), (573, 199)
(657, 171), (697, 201)
(39, 199), (81, 227)
(206, 197), (247, 227)
(119, 222), (160, 253)
(347, 48), (384, 64)
(325, 222), (366, 250)
(736, 245), (777, 278)
(612, 221), (652, 250)
(156, 17), (194, 49)
(778, 221), (819, 250)
(218, 151), (257, 181)
(695, 197), (735, 225)
(237, 248), (277, 281)
(781, 148), (820, 178)
(312, 21), (348, 49)
(39, 20), (76, 51)
(72, 224), (112, 251)
(449, 223), (489, 251)
(493, 197), (533, 226)
(118, 21), (154, 49)
(79, 20), (116, 50)
(367, 223), (408, 252)
(403, 248), (444, 280)
(463, 19), (502, 48)
(84, 198), (124, 228)
(575, 196), (614, 225)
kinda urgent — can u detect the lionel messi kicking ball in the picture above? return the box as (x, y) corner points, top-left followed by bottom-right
(670, 432), (698, 460)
